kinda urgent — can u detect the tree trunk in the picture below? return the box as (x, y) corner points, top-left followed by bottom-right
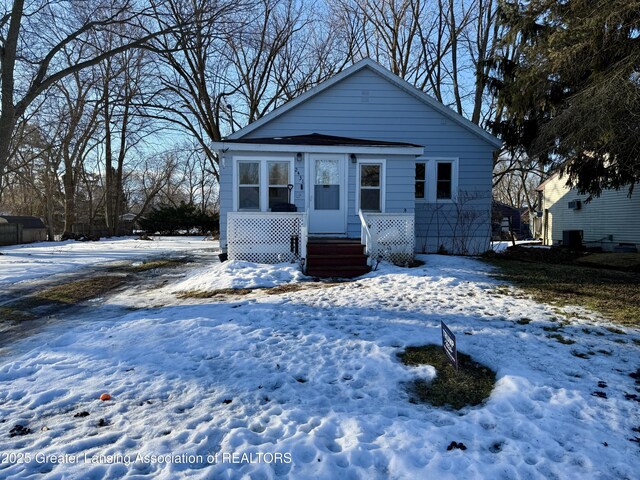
(62, 172), (76, 234)
(0, 0), (24, 184)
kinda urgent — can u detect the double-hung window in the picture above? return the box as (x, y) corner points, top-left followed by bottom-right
(359, 162), (383, 212)
(236, 158), (293, 211)
(436, 161), (453, 200)
(238, 161), (260, 210)
(415, 162), (426, 199)
(415, 158), (457, 202)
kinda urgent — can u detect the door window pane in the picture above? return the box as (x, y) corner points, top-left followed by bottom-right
(436, 162), (452, 199)
(315, 159), (339, 185)
(238, 162), (260, 210)
(360, 164), (381, 212)
(314, 159), (340, 210)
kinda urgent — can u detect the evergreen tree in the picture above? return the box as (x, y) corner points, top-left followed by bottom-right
(491, 0), (640, 197)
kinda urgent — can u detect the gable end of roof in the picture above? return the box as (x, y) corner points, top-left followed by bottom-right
(228, 58), (502, 149)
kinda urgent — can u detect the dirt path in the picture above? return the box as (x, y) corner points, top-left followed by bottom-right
(0, 249), (217, 353)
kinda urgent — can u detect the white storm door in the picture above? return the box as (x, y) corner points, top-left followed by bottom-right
(309, 155), (347, 234)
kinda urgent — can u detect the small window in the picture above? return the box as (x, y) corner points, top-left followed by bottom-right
(268, 161), (290, 209)
(238, 161), (260, 210)
(436, 162), (453, 200)
(415, 162), (426, 199)
(360, 164), (381, 212)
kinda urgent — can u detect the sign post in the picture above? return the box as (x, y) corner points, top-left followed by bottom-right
(441, 321), (458, 371)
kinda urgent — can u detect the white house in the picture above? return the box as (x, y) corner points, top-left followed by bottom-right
(536, 172), (639, 252)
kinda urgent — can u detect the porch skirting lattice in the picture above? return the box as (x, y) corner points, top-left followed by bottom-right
(360, 211), (415, 266)
(227, 212), (307, 264)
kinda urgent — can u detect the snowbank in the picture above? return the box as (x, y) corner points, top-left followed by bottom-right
(171, 260), (307, 293)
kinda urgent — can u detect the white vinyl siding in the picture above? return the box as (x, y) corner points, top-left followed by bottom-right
(542, 176), (640, 250)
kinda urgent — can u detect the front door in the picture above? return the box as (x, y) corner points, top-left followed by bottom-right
(309, 155), (347, 234)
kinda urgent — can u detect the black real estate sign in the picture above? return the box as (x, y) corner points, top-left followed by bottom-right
(441, 321), (458, 371)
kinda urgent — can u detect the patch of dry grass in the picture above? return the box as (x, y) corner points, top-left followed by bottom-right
(485, 257), (640, 327)
(575, 253), (640, 271)
(34, 276), (128, 304)
(118, 258), (189, 272)
(177, 283), (321, 299)
(399, 345), (496, 410)
(0, 307), (36, 322)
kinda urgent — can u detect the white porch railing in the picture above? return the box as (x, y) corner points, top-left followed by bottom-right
(359, 210), (415, 266)
(227, 212), (307, 264)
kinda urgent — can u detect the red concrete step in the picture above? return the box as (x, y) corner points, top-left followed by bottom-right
(306, 254), (368, 267)
(306, 266), (371, 278)
(307, 243), (365, 256)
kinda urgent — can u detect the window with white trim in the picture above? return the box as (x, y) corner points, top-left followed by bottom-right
(415, 158), (458, 202)
(268, 161), (290, 209)
(436, 161), (453, 200)
(415, 162), (426, 199)
(238, 161), (260, 210)
(359, 163), (382, 212)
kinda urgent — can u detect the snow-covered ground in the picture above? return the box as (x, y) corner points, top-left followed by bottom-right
(0, 236), (216, 287)
(0, 246), (639, 479)
(489, 240), (545, 252)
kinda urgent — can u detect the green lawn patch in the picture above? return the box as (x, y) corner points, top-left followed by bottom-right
(399, 345), (496, 410)
(484, 257), (640, 327)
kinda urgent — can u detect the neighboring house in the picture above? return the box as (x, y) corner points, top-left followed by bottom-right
(0, 216), (47, 246)
(213, 59), (502, 276)
(536, 172), (640, 252)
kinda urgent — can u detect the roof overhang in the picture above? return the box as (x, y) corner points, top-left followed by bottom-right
(212, 141), (424, 156)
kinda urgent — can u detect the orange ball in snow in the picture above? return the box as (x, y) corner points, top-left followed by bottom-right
(100, 393), (111, 401)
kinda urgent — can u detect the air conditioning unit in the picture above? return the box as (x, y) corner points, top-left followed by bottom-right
(562, 230), (583, 250)
(568, 200), (582, 210)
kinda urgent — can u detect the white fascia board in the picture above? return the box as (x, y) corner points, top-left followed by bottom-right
(212, 142), (424, 156)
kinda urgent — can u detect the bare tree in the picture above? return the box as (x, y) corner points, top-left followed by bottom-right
(0, 0), (185, 189)
(147, 0), (241, 183)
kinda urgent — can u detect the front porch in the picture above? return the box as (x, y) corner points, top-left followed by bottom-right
(225, 211), (415, 277)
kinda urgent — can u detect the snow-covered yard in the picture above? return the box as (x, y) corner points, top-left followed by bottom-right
(0, 236), (214, 287)
(0, 241), (639, 479)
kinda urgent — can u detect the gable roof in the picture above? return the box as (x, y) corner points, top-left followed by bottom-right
(228, 58), (503, 149)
